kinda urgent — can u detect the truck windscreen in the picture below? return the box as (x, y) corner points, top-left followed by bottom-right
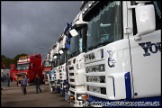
(17, 63), (30, 70)
(69, 34), (79, 57)
(60, 52), (66, 65)
(43, 61), (51, 67)
(86, 1), (122, 51)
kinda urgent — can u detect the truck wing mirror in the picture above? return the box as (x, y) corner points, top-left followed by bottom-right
(59, 50), (64, 54)
(69, 29), (78, 37)
(135, 4), (155, 40)
(53, 55), (57, 59)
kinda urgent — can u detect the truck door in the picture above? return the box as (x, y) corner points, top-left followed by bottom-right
(129, 1), (161, 99)
(10, 64), (17, 81)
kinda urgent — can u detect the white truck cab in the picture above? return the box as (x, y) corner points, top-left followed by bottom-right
(67, 12), (88, 107)
(51, 42), (61, 93)
(47, 47), (55, 92)
(42, 53), (51, 85)
(58, 34), (68, 95)
(81, 1), (161, 107)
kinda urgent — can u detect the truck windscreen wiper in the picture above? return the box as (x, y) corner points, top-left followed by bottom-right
(88, 45), (97, 51)
(96, 41), (109, 48)
(71, 51), (79, 57)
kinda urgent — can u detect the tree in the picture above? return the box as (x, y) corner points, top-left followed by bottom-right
(1, 55), (7, 69)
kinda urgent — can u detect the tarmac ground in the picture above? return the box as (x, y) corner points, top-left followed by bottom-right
(1, 81), (70, 107)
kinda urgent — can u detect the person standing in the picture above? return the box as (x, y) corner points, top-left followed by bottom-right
(34, 74), (42, 94)
(3, 75), (6, 84)
(21, 74), (28, 95)
(6, 74), (10, 87)
(1, 73), (4, 83)
(10, 77), (13, 82)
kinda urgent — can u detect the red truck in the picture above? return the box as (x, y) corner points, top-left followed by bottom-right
(10, 54), (43, 85)
(10, 64), (17, 81)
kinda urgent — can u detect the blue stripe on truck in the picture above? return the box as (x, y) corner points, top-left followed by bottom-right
(124, 72), (131, 100)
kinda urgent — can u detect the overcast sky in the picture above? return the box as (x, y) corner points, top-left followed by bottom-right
(2, 1), (82, 60)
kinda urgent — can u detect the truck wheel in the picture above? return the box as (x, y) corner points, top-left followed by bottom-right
(50, 86), (55, 93)
(50, 87), (53, 93)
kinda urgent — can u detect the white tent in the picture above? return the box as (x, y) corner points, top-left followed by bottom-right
(1, 69), (10, 76)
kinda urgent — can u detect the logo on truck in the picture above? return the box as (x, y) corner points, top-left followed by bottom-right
(139, 42), (161, 56)
(107, 50), (116, 67)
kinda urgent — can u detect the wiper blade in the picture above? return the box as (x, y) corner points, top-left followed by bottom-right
(97, 42), (106, 47)
(88, 46), (96, 51)
(88, 41), (109, 51)
(71, 51), (79, 57)
(96, 41), (110, 48)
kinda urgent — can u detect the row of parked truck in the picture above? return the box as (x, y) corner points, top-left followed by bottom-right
(11, 1), (161, 107)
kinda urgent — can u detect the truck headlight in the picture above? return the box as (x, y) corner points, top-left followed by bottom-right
(63, 84), (68, 89)
(77, 94), (83, 101)
(77, 94), (88, 101)
(77, 96), (82, 100)
(70, 95), (75, 101)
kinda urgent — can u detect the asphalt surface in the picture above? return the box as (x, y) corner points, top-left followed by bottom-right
(1, 81), (70, 107)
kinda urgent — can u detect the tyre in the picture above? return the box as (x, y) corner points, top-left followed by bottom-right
(50, 86), (55, 93)
(50, 87), (53, 93)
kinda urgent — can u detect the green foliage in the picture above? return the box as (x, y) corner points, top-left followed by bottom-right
(1, 54), (28, 69)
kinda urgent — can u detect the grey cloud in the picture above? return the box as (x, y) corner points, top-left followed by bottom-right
(2, 1), (81, 59)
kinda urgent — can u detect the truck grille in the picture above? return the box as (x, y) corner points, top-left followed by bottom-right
(69, 66), (74, 70)
(70, 85), (75, 89)
(69, 73), (74, 76)
(70, 79), (75, 82)
(101, 87), (106, 94)
(67, 61), (71, 65)
(60, 83), (62, 89)
(86, 76), (105, 83)
(87, 86), (106, 95)
(70, 91), (75, 95)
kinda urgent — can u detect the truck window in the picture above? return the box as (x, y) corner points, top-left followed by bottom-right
(60, 52), (66, 65)
(69, 34), (80, 57)
(53, 57), (59, 67)
(81, 26), (88, 52)
(17, 63), (30, 70)
(153, 1), (161, 30)
(43, 61), (51, 67)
